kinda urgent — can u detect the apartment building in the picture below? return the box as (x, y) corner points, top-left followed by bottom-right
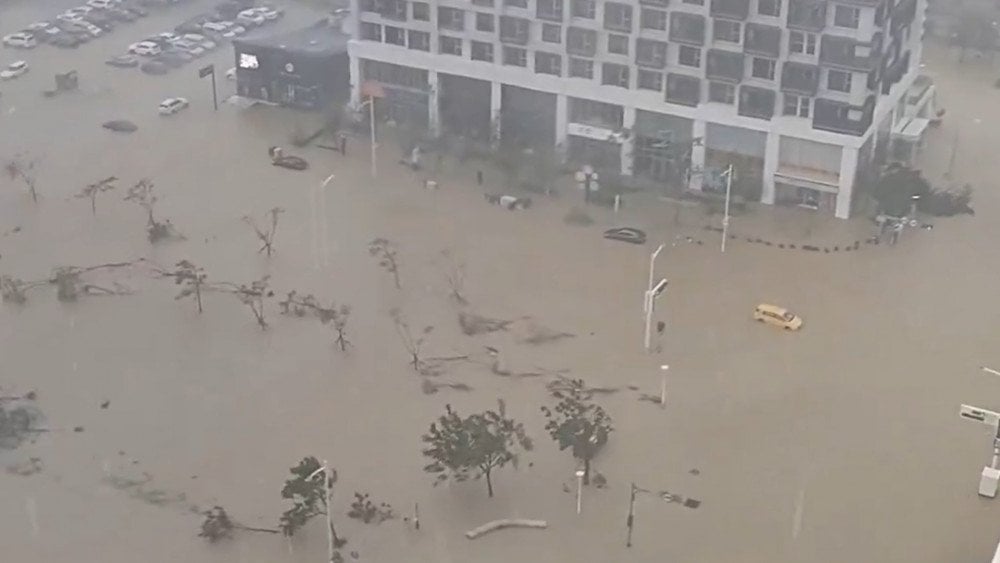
(347, 0), (933, 218)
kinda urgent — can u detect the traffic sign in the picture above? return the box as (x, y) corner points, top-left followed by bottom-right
(960, 404), (1000, 427)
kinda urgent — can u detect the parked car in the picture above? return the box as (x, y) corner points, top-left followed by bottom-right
(158, 97), (189, 115)
(176, 14), (216, 34)
(129, 41), (161, 55)
(603, 227), (647, 245)
(149, 32), (182, 45)
(105, 54), (139, 67)
(160, 48), (193, 63)
(182, 33), (215, 50)
(25, 21), (55, 32)
(124, 6), (149, 17)
(87, 0), (116, 8)
(226, 22), (247, 35)
(251, 6), (283, 20)
(753, 303), (803, 331)
(50, 34), (82, 48)
(0, 61), (30, 80)
(139, 60), (168, 74)
(236, 10), (265, 26)
(201, 21), (235, 37)
(173, 39), (204, 56)
(3, 33), (37, 49)
(216, 0), (254, 19)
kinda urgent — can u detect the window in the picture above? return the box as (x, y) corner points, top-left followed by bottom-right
(438, 7), (465, 31)
(376, 0), (407, 20)
(384, 25), (405, 45)
(636, 38), (667, 67)
(505, 0), (528, 7)
(788, 31), (817, 55)
(782, 94), (810, 117)
(503, 45), (527, 66)
(637, 69), (663, 90)
(833, 5), (860, 28)
(713, 19), (741, 42)
(641, 8), (667, 30)
(360, 22), (382, 41)
(567, 27), (597, 55)
(471, 40), (494, 61)
(708, 81), (735, 104)
(751, 56), (775, 79)
(608, 34), (629, 55)
(757, 0), (780, 17)
(678, 45), (701, 67)
(535, 51), (562, 75)
(682, 0), (704, 4)
(439, 35), (462, 55)
(603, 2), (633, 31)
(571, 0), (595, 18)
(569, 57), (594, 77)
(499, 16), (530, 43)
(543, 23), (562, 42)
(602, 62), (630, 87)
(827, 69), (852, 92)
(408, 29), (430, 50)
(476, 12), (494, 31)
(537, 0), (564, 21)
(412, 2), (429, 20)
(472, 0), (494, 6)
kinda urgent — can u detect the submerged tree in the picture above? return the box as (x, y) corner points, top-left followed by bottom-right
(279, 291), (353, 351)
(389, 308), (432, 372)
(76, 176), (118, 216)
(243, 207), (284, 257)
(4, 155), (39, 203)
(124, 179), (181, 243)
(541, 378), (613, 485)
(871, 163), (931, 217)
(233, 276), (271, 330)
(440, 249), (467, 305)
(421, 400), (532, 498)
(279, 456), (346, 549)
(157, 260), (208, 313)
(198, 506), (279, 543)
(368, 238), (401, 289)
(347, 492), (395, 524)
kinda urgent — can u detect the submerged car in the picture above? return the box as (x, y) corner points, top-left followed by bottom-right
(753, 304), (803, 331)
(106, 54), (139, 67)
(3, 32), (37, 49)
(139, 60), (168, 74)
(0, 61), (29, 80)
(603, 227), (647, 245)
(158, 97), (189, 115)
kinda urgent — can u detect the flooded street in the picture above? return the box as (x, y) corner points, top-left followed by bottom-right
(2, 1), (1000, 560)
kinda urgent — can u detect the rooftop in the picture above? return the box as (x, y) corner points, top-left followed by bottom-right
(234, 20), (348, 55)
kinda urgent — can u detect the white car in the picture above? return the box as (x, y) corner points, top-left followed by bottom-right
(0, 61), (29, 80)
(3, 33), (37, 48)
(227, 23), (247, 35)
(87, 0), (115, 8)
(174, 39), (204, 56)
(158, 97), (189, 115)
(251, 7), (282, 20)
(182, 33), (216, 50)
(129, 41), (161, 56)
(236, 10), (265, 26)
(203, 22), (238, 38)
(153, 32), (182, 44)
(57, 12), (85, 23)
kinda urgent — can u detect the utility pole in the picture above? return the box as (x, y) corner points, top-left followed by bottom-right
(721, 164), (733, 253)
(644, 278), (668, 352)
(626, 482), (637, 548)
(625, 482), (700, 548)
(198, 64), (218, 111)
(307, 461), (339, 562)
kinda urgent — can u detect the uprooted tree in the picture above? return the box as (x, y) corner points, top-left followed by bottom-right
(243, 207), (285, 257)
(279, 291), (352, 351)
(368, 238), (401, 289)
(389, 308), (433, 372)
(76, 176), (118, 216)
(198, 505), (279, 543)
(230, 276), (272, 330)
(4, 155), (39, 203)
(422, 400), (532, 498)
(156, 260), (208, 313)
(541, 378), (613, 485)
(279, 456), (346, 549)
(2, 260), (138, 304)
(124, 179), (182, 243)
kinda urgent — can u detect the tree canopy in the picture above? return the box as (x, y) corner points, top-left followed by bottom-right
(541, 379), (613, 484)
(870, 164), (931, 217)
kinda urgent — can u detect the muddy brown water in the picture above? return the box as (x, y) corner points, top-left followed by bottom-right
(2, 2), (1000, 560)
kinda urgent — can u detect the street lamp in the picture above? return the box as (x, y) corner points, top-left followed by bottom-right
(643, 278), (668, 353)
(575, 469), (586, 514)
(659, 364), (669, 407)
(720, 164), (734, 253)
(306, 460), (337, 563)
(644, 244), (665, 314)
(625, 482), (700, 548)
(575, 165), (599, 204)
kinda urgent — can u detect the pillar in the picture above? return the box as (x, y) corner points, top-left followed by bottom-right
(761, 132), (780, 205)
(835, 146), (859, 219)
(621, 106), (636, 176)
(428, 70), (440, 136)
(349, 54), (362, 107)
(688, 119), (706, 191)
(490, 81), (502, 144)
(555, 94), (568, 151)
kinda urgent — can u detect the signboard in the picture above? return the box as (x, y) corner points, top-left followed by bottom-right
(959, 404), (1000, 427)
(198, 64), (215, 78)
(567, 122), (622, 143)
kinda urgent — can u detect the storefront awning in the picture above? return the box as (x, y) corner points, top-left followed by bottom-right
(774, 165), (840, 193)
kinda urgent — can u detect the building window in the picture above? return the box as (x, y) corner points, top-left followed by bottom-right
(604, 2), (633, 31)
(412, 2), (429, 20)
(608, 34), (629, 55)
(637, 69), (663, 90)
(438, 7), (465, 31)
(471, 40), (494, 60)
(571, 0), (596, 18)
(713, 19), (741, 42)
(569, 57), (594, 78)
(543, 23), (562, 42)
(788, 31), (816, 55)
(537, 0), (564, 21)
(503, 45), (528, 66)
(472, 0), (494, 6)
(505, 0), (528, 7)
(782, 94), (811, 117)
(751, 56), (775, 79)
(476, 12), (494, 31)
(602, 62), (630, 87)
(682, 0), (704, 4)
(567, 27), (597, 55)
(499, 16), (530, 43)
(384, 25), (405, 45)
(757, 0), (780, 17)
(360, 22), (382, 41)
(439, 35), (463, 55)
(833, 5), (860, 28)
(636, 38), (667, 67)
(535, 51), (563, 75)
(678, 45), (701, 67)
(641, 8), (667, 30)
(407, 29), (430, 50)
(827, 69), (852, 92)
(708, 81), (735, 104)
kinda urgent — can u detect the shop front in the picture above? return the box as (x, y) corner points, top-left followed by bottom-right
(632, 111), (694, 190)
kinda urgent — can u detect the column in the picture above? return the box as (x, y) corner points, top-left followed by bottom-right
(427, 70), (440, 136)
(688, 119), (706, 191)
(348, 54), (362, 107)
(761, 132), (780, 205)
(835, 146), (859, 219)
(621, 106), (636, 176)
(490, 81), (502, 145)
(555, 93), (568, 150)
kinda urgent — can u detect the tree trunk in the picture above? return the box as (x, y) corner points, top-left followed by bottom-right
(91, 196), (97, 216)
(583, 458), (590, 486)
(485, 469), (494, 498)
(195, 285), (203, 313)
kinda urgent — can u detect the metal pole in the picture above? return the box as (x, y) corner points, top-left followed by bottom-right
(626, 483), (637, 548)
(576, 470), (585, 514)
(645, 244), (664, 314)
(721, 164), (733, 253)
(368, 96), (377, 178)
(643, 291), (653, 353)
(660, 364), (669, 407)
(211, 68), (218, 111)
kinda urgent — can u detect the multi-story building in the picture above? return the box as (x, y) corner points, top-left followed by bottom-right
(347, 0), (933, 218)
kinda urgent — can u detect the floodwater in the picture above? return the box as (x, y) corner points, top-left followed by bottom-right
(2, 1), (1000, 560)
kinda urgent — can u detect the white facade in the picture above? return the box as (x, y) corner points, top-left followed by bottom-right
(347, 0), (928, 218)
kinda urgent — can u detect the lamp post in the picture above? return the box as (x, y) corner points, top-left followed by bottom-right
(644, 278), (668, 353)
(644, 243), (665, 314)
(720, 164), (734, 253)
(575, 165), (599, 204)
(306, 461), (337, 563)
(625, 482), (700, 548)
(575, 469), (586, 514)
(659, 364), (669, 407)
(358, 96), (378, 178)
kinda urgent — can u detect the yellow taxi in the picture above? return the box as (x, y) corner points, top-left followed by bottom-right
(753, 303), (803, 331)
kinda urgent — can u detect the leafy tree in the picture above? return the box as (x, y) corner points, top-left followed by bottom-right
(76, 176), (117, 216)
(541, 379), (613, 485)
(279, 456), (345, 548)
(421, 400), (532, 498)
(199, 506), (235, 542)
(158, 260), (208, 313)
(870, 163), (930, 217)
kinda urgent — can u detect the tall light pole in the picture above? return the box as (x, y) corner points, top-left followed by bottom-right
(721, 164), (734, 253)
(644, 278), (668, 352)
(362, 96), (378, 178)
(307, 461), (337, 563)
(644, 243), (665, 314)
(659, 364), (669, 407)
(575, 469), (585, 514)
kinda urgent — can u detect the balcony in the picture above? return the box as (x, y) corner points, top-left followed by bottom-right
(566, 27), (597, 57)
(819, 34), (881, 71)
(787, 0), (826, 32)
(890, 0), (917, 34)
(780, 61), (820, 95)
(738, 85), (775, 119)
(666, 73), (701, 106)
(710, 0), (749, 21)
(670, 12), (705, 45)
(706, 49), (744, 82)
(744, 23), (781, 57)
(812, 96), (874, 136)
